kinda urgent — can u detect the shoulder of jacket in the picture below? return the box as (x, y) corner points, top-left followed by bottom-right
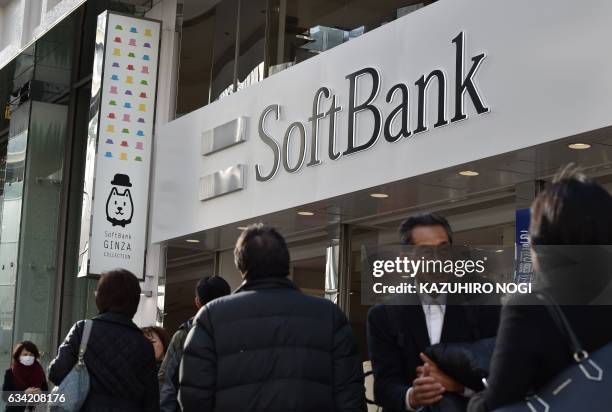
(72, 319), (87, 335)
(367, 303), (388, 319)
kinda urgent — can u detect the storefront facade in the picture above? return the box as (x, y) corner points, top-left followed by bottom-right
(153, 0), (612, 352)
(0, 0), (612, 390)
(0, 1), (178, 391)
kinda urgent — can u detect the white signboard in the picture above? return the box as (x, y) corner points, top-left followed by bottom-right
(78, 12), (160, 279)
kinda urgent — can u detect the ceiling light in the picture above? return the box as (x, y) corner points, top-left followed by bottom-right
(568, 143), (591, 150)
(459, 170), (479, 176)
(185, 239), (200, 243)
(237, 226), (248, 230)
(370, 193), (389, 198)
(297, 211), (314, 216)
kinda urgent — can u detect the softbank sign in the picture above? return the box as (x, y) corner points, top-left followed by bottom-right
(255, 31), (489, 181)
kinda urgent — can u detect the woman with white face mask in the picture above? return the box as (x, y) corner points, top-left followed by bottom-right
(2, 341), (48, 411)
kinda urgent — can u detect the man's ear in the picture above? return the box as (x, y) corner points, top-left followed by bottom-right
(195, 296), (201, 309)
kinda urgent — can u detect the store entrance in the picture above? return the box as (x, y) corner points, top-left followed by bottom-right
(346, 196), (517, 361)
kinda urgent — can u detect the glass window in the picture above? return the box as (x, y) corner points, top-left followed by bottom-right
(176, 0), (437, 113)
(176, 2), (216, 116)
(0, 102), (26, 370)
(0, 13), (76, 370)
(267, 0), (434, 75)
(236, 0), (267, 92)
(210, 0), (239, 102)
(12, 100), (69, 366)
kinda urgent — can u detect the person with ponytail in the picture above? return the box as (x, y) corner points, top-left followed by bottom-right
(2, 341), (48, 411)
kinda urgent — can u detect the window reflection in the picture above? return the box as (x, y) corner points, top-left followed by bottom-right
(236, 0), (266, 92)
(176, 0), (436, 115)
(210, 0), (239, 102)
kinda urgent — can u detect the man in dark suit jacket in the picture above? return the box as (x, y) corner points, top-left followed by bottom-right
(367, 213), (500, 411)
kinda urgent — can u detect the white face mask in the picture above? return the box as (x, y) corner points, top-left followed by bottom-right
(19, 355), (35, 366)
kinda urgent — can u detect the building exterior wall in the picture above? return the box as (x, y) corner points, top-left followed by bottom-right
(0, 2), (182, 386)
(0, 2), (611, 392)
(0, 0), (88, 71)
(152, 0), (612, 244)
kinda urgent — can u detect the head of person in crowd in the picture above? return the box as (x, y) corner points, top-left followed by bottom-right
(234, 224), (289, 280)
(95, 268), (141, 319)
(12, 341), (41, 368)
(142, 326), (170, 363)
(195, 275), (231, 309)
(530, 166), (612, 301)
(399, 213), (453, 285)
(10, 341), (46, 390)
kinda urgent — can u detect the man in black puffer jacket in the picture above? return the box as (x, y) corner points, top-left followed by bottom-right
(179, 224), (366, 412)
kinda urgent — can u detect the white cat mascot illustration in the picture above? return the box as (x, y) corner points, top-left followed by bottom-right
(106, 173), (134, 227)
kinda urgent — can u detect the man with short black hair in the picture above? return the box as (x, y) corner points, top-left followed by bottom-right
(367, 213), (500, 412)
(179, 224), (366, 412)
(159, 275), (231, 412)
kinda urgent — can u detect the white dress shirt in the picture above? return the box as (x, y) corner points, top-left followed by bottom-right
(405, 293), (473, 410)
(419, 293), (447, 345)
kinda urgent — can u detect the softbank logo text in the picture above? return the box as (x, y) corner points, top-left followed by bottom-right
(255, 31), (489, 181)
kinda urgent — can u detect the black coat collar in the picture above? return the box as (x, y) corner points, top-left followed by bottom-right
(235, 277), (300, 293)
(93, 312), (140, 330)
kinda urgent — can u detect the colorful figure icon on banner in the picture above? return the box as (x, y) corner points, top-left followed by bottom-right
(139, 92), (147, 98)
(138, 104), (146, 112)
(143, 55), (150, 61)
(108, 113), (116, 119)
(129, 38), (136, 46)
(135, 156), (143, 162)
(140, 80), (148, 85)
(119, 152), (128, 160)
(144, 29), (152, 37)
(114, 37), (122, 43)
(111, 86), (118, 95)
(107, 125), (115, 133)
(122, 128), (129, 134)
(113, 48), (121, 56)
(137, 119), (145, 124)
(106, 173), (134, 227)
(124, 102), (132, 108)
(141, 66), (149, 74)
(121, 140), (129, 147)
(143, 42), (151, 48)
(137, 130), (145, 136)
(105, 138), (114, 144)
(109, 100), (117, 105)
(123, 114), (130, 122)
(115, 25), (123, 30)
(135, 142), (144, 150)
(130, 27), (138, 33)
(126, 76), (134, 84)
(128, 52), (136, 58)
(127, 64), (135, 71)
(105, 152), (113, 158)
(112, 62), (120, 68)
(125, 90), (133, 96)
(111, 75), (119, 81)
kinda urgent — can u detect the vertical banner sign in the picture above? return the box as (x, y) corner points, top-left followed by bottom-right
(515, 208), (533, 283)
(78, 12), (160, 279)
